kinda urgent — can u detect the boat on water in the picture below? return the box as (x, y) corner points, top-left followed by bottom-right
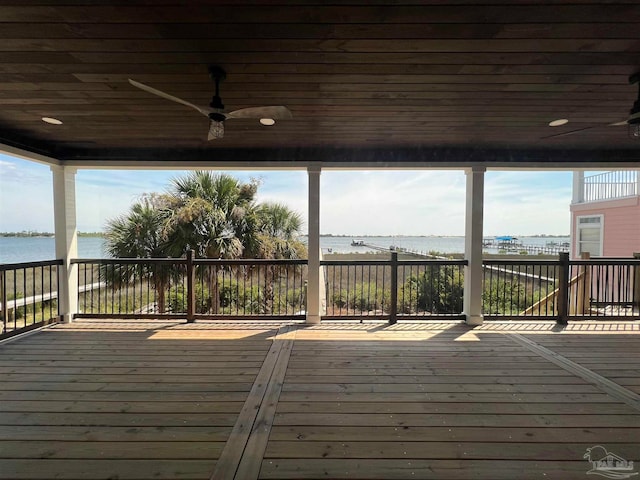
(483, 236), (522, 249)
(351, 239), (365, 246)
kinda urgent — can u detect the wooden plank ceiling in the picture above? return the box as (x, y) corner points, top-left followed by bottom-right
(0, 1), (639, 165)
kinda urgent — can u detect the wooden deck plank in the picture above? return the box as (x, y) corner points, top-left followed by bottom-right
(0, 440), (225, 459)
(0, 425), (233, 442)
(0, 459), (214, 480)
(258, 459), (589, 479)
(264, 440), (640, 460)
(280, 376), (600, 392)
(283, 375), (592, 385)
(268, 425), (640, 443)
(274, 401), (635, 414)
(210, 326), (291, 480)
(0, 381), (255, 391)
(0, 400), (245, 413)
(234, 328), (296, 479)
(277, 392), (616, 403)
(272, 412), (640, 427)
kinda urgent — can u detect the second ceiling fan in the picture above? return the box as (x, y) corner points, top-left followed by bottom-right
(129, 66), (292, 140)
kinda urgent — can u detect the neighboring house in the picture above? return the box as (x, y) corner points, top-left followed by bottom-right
(570, 171), (640, 259)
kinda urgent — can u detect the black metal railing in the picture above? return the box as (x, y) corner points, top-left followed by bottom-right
(482, 254), (640, 322)
(322, 254), (467, 321)
(0, 260), (62, 339)
(73, 253), (307, 320)
(568, 258), (640, 319)
(4, 253), (637, 328)
(74, 257), (187, 319)
(482, 259), (559, 319)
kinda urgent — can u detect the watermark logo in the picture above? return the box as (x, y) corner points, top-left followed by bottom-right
(584, 446), (638, 479)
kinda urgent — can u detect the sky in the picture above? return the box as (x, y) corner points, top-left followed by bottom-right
(0, 153), (574, 236)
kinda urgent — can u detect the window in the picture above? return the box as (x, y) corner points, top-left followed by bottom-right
(576, 215), (603, 257)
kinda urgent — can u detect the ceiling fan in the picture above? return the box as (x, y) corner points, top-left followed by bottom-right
(128, 66), (292, 140)
(542, 72), (640, 140)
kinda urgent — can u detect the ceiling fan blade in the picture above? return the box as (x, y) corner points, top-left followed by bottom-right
(540, 126), (599, 140)
(128, 79), (210, 116)
(225, 106), (292, 120)
(541, 120), (629, 140)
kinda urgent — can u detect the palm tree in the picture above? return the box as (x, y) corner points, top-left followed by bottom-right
(253, 202), (307, 313)
(103, 194), (173, 313)
(104, 173), (308, 316)
(162, 171), (260, 312)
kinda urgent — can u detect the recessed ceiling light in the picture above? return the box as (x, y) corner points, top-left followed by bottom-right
(42, 117), (63, 125)
(548, 119), (569, 127)
(260, 118), (276, 126)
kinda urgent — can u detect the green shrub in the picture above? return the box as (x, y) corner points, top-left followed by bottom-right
(403, 266), (464, 314)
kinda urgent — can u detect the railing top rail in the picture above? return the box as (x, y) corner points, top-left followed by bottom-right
(570, 259), (640, 265)
(71, 257), (307, 266)
(398, 259), (468, 266)
(0, 259), (63, 271)
(321, 259), (467, 266)
(584, 170), (638, 181)
(72, 258), (187, 265)
(483, 259), (559, 266)
(195, 258), (307, 266)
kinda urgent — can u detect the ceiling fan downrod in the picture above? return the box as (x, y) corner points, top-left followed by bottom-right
(208, 66), (226, 121)
(628, 73), (640, 138)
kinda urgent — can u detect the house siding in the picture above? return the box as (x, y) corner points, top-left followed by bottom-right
(570, 196), (640, 258)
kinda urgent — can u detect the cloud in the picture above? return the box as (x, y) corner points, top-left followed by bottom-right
(1, 154), (574, 236)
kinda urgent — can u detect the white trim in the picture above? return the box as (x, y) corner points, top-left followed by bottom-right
(0, 143), (60, 166)
(463, 166), (485, 326)
(575, 214), (604, 257)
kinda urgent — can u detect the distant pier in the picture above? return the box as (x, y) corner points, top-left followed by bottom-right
(357, 240), (569, 257)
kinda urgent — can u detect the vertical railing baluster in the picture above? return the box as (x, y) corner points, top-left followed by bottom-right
(1, 270), (6, 334)
(389, 252), (398, 325)
(186, 250), (195, 323)
(557, 253), (569, 325)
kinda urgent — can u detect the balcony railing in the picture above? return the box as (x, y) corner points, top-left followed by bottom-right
(583, 170), (638, 203)
(322, 257), (467, 321)
(2, 253), (638, 339)
(0, 259), (62, 338)
(73, 253), (307, 321)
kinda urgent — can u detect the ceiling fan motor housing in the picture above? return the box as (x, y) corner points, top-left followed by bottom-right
(208, 111), (226, 122)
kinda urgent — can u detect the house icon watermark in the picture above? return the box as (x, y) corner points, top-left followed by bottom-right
(584, 446), (638, 479)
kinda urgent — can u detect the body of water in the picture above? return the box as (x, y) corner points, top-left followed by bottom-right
(1, 235), (570, 264)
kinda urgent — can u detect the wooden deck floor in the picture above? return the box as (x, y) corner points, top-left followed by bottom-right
(1, 320), (640, 479)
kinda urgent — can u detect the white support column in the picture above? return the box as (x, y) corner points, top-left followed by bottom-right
(51, 165), (78, 323)
(306, 165), (322, 324)
(463, 166), (485, 326)
(572, 171), (585, 204)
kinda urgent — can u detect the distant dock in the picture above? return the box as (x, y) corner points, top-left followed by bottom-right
(355, 238), (569, 257)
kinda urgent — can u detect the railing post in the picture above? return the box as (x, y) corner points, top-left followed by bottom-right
(0, 271), (6, 334)
(389, 252), (398, 324)
(557, 252), (570, 325)
(186, 250), (195, 323)
(576, 252), (591, 315)
(634, 253), (640, 311)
